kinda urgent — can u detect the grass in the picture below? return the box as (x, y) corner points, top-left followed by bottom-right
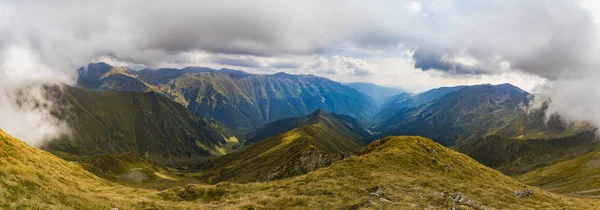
(518, 146), (600, 198)
(2, 128), (600, 209)
(186, 121), (362, 183)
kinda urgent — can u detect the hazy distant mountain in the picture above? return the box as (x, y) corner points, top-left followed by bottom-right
(345, 82), (405, 103)
(380, 85), (466, 110)
(43, 86), (241, 166)
(373, 84), (529, 145)
(78, 63), (379, 133)
(190, 110), (369, 183)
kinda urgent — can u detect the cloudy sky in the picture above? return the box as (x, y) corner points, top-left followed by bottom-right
(3, 0), (599, 92)
(3, 0), (600, 144)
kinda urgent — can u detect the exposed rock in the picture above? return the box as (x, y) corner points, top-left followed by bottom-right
(513, 189), (533, 198)
(439, 190), (449, 197)
(379, 197), (391, 203)
(368, 186), (386, 197)
(265, 148), (350, 181)
(453, 192), (468, 204)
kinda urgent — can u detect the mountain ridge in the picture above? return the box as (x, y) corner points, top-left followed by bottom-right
(78, 62), (379, 133)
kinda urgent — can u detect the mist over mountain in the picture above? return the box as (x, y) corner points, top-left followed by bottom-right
(379, 85), (466, 111)
(345, 82), (405, 104)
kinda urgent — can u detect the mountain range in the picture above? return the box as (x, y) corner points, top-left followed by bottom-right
(77, 62), (378, 133)
(372, 84), (531, 145)
(6, 62), (600, 208)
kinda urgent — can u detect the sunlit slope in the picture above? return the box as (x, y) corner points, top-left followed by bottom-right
(0, 129), (191, 209)
(2, 129), (598, 209)
(190, 112), (365, 183)
(518, 145), (600, 198)
(164, 136), (600, 209)
(245, 109), (371, 144)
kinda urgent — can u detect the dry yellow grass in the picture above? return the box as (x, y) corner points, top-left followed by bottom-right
(2, 129), (600, 209)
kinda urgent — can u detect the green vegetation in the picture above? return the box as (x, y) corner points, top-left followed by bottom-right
(188, 110), (367, 183)
(43, 86), (241, 166)
(163, 136), (600, 209)
(373, 84), (530, 145)
(3, 128), (600, 209)
(455, 132), (599, 175)
(81, 153), (179, 185)
(496, 102), (594, 139)
(518, 145), (600, 198)
(245, 109), (371, 144)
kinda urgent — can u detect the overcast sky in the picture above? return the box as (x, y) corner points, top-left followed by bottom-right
(3, 0), (599, 93)
(4, 0), (600, 144)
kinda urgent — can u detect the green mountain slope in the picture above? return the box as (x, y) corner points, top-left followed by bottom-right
(373, 84), (529, 145)
(455, 132), (599, 175)
(0, 128), (204, 209)
(518, 145), (600, 198)
(245, 109), (371, 144)
(164, 136), (600, 209)
(189, 111), (367, 183)
(43, 86), (241, 166)
(496, 102), (595, 139)
(77, 63), (379, 133)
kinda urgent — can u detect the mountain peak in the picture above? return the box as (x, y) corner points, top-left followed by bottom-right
(310, 109), (328, 116)
(273, 71), (292, 76)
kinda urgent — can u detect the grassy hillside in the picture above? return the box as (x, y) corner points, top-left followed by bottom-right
(78, 63), (379, 133)
(2, 128), (599, 209)
(0, 129), (210, 209)
(165, 136), (600, 209)
(518, 145), (600, 198)
(189, 111), (367, 183)
(455, 132), (599, 175)
(43, 86), (241, 166)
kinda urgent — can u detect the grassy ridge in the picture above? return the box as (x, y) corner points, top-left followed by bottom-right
(189, 114), (365, 183)
(165, 136), (600, 209)
(2, 129), (599, 209)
